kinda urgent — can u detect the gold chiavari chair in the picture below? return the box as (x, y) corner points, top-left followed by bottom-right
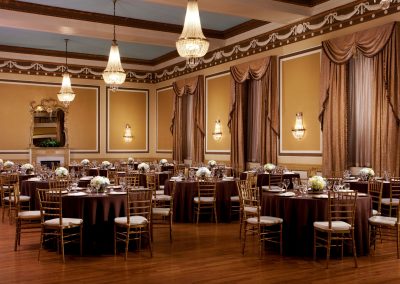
(236, 180), (260, 239)
(369, 199), (400, 259)
(125, 171), (140, 188)
(151, 181), (176, 242)
(37, 188), (83, 263)
(1, 173), (30, 223)
(368, 180), (383, 216)
(107, 169), (119, 185)
(241, 185), (283, 258)
(114, 188), (153, 259)
(313, 191), (358, 268)
(48, 178), (70, 191)
(246, 172), (258, 188)
(381, 178), (400, 217)
(194, 181), (217, 224)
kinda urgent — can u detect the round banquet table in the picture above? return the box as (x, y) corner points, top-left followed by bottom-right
(348, 180), (390, 198)
(261, 191), (371, 256)
(21, 180), (50, 210)
(164, 179), (238, 223)
(240, 172), (300, 188)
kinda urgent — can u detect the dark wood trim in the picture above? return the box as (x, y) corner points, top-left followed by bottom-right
(273, 0), (329, 7)
(279, 152), (322, 157)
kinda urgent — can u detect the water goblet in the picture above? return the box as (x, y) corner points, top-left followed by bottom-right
(283, 178), (290, 191)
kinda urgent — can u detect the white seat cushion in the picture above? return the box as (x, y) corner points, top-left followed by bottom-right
(155, 190), (164, 195)
(114, 216), (148, 225)
(372, 209), (379, 216)
(313, 221), (351, 231)
(152, 207), (171, 216)
(18, 210), (41, 218)
(230, 195), (240, 202)
(153, 194), (171, 201)
(369, 215), (397, 227)
(193, 197), (214, 203)
(44, 217), (83, 227)
(3, 195), (30, 202)
(159, 185), (165, 190)
(246, 216), (283, 225)
(381, 198), (400, 205)
(244, 206), (260, 214)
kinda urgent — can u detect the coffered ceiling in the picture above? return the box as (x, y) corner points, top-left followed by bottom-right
(0, 0), (355, 68)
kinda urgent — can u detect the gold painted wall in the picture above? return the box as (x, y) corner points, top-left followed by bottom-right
(108, 88), (148, 152)
(206, 73), (231, 153)
(281, 51), (321, 154)
(156, 87), (173, 152)
(0, 81), (98, 152)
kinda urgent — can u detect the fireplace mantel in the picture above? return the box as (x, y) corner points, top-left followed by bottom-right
(30, 147), (70, 166)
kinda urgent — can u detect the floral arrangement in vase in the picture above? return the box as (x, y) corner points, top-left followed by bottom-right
(0, 159), (3, 165)
(21, 163), (34, 174)
(101, 160), (112, 169)
(55, 167), (69, 177)
(196, 167), (211, 180)
(90, 176), (110, 192)
(308, 175), (326, 192)
(264, 163), (276, 173)
(159, 158), (168, 166)
(138, 162), (150, 173)
(4, 160), (14, 169)
(81, 159), (90, 166)
(208, 160), (217, 168)
(128, 157), (134, 164)
(360, 167), (375, 180)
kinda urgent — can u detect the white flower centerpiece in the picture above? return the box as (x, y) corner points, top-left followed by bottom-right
(81, 159), (90, 166)
(90, 176), (110, 193)
(4, 160), (14, 170)
(128, 157), (134, 164)
(159, 158), (168, 166)
(0, 159), (3, 165)
(55, 166), (69, 178)
(196, 167), (211, 181)
(360, 167), (375, 181)
(264, 163), (276, 173)
(21, 163), (34, 174)
(308, 175), (326, 192)
(138, 162), (150, 173)
(101, 160), (112, 169)
(208, 160), (217, 169)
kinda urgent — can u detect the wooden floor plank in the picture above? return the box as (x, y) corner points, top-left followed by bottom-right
(1, 217), (400, 283)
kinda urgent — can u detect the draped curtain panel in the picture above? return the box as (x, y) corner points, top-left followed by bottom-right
(171, 76), (205, 164)
(320, 22), (400, 176)
(229, 57), (279, 175)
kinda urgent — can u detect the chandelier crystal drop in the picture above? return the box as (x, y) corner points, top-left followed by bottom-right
(57, 39), (75, 107)
(103, 0), (126, 91)
(176, 0), (209, 68)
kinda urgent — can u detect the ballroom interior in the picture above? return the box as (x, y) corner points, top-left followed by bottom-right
(0, 0), (400, 283)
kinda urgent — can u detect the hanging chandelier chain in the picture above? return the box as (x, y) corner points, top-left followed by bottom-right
(64, 39), (69, 72)
(113, 0), (117, 42)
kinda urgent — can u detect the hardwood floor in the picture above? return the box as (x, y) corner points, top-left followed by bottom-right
(1, 216), (400, 283)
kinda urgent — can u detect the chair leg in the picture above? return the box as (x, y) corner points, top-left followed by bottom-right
(242, 222), (247, 255)
(80, 225), (83, 257)
(313, 229), (317, 261)
(397, 226), (400, 259)
(148, 226), (153, 258)
(239, 210), (243, 239)
(169, 215), (173, 242)
(351, 230), (358, 268)
(14, 219), (20, 251)
(196, 204), (200, 224)
(258, 225), (262, 259)
(124, 228), (129, 261)
(114, 224), (117, 255)
(38, 227), (44, 261)
(61, 229), (65, 263)
(326, 233), (331, 269)
(214, 204), (218, 224)
(279, 223), (283, 256)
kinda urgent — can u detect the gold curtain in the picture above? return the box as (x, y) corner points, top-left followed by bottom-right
(320, 22), (400, 176)
(171, 76), (205, 164)
(229, 57), (278, 175)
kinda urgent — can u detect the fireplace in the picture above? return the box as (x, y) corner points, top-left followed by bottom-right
(30, 147), (70, 166)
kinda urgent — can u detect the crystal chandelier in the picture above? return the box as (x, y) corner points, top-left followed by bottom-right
(292, 112), (306, 140)
(123, 124), (133, 143)
(103, 0), (126, 91)
(176, 0), (209, 68)
(57, 39), (75, 107)
(212, 120), (223, 141)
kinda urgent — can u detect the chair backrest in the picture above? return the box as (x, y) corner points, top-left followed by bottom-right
(197, 181), (216, 199)
(1, 173), (19, 205)
(48, 178), (70, 190)
(125, 171), (140, 188)
(126, 189), (152, 225)
(239, 183), (260, 218)
(368, 180), (383, 214)
(390, 177), (400, 201)
(327, 191), (358, 228)
(107, 169), (118, 185)
(269, 175), (283, 187)
(37, 188), (63, 225)
(146, 173), (157, 197)
(236, 180), (248, 205)
(246, 172), (257, 188)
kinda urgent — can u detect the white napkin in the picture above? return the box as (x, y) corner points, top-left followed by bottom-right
(108, 191), (126, 195)
(67, 192), (87, 196)
(80, 176), (93, 180)
(27, 177), (41, 182)
(262, 185), (284, 192)
(283, 171), (295, 174)
(278, 191), (295, 197)
(313, 194), (328, 199)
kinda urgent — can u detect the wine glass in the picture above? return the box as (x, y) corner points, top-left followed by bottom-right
(283, 179), (291, 191)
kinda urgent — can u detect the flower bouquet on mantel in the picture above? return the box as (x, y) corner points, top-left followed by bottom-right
(308, 175), (326, 193)
(196, 167), (211, 181)
(21, 163), (34, 174)
(138, 162), (150, 173)
(360, 167), (375, 181)
(90, 176), (110, 193)
(264, 163), (276, 173)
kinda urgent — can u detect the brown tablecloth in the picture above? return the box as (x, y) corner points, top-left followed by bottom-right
(164, 180), (237, 223)
(261, 192), (371, 256)
(349, 180), (390, 198)
(20, 180), (50, 210)
(239, 172), (300, 188)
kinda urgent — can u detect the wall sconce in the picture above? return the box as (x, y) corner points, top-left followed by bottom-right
(123, 124), (133, 143)
(212, 119), (223, 141)
(292, 112), (306, 140)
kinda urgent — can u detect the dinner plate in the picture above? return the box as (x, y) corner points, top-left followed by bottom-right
(70, 187), (85, 191)
(80, 176), (94, 180)
(48, 190), (68, 194)
(108, 191), (126, 195)
(27, 177), (41, 182)
(312, 194), (328, 199)
(278, 192), (295, 197)
(262, 186), (284, 192)
(67, 192), (88, 197)
(107, 185), (122, 189)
